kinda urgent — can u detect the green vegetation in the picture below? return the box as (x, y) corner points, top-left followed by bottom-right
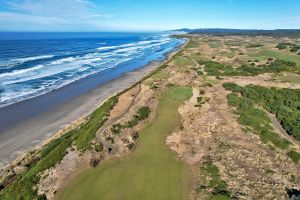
(197, 156), (231, 200)
(146, 70), (169, 87)
(276, 73), (300, 83)
(109, 106), (150, 137)
(246, 44), (264, 48)
(58, 87), (192, 200)
(198, 59), (298, 76)
(275, 43), (289, 50)
(248, 49), (300, 66)
(94, 143), (103, 152)
(174, 56), (195, 66)
(195, 89), (206, 108)
(173, 56), (195, 72)
(111, 123), (122, 135)
(224, 82), (300, 163)
(287, 150), (300, 164)
(276, 42), (300, 53)
(75, 96), (118, 150)
(224, 40), (243, 46)
(0, 96), (118, 200)
(208, 40), (222, 48)
(219, 51), (235, 58)
(240, 85), (300, 140)
(151, 70), (168, 79)
(224, 83), (291, 150)
(124, 106), (150, 128)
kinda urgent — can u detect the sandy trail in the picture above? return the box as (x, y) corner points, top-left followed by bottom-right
(266, 111), (300, 147)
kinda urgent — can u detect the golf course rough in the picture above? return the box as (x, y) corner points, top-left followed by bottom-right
(58, 86), (193, 200)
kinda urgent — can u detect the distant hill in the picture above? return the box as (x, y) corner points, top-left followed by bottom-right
(172, 28), (300, 37)
(170, 28), (194, 33)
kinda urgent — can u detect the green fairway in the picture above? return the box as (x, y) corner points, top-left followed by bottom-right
(58, 87), (193, 200)
(248, 49), (300, 66)
(208, 41), (222, 48)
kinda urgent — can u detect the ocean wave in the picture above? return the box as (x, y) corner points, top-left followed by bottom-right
(14, 55), (55, 63)
(96, 38), (171, 53)
(0, 57), (133, 108)
(50, 57), (77, 65)
(0, 55), (54, 68)
(97, 45), (120, 51)
(0, 34), (183, 108)
(0, 65), (44, 78)
(1, 56), (105, 85)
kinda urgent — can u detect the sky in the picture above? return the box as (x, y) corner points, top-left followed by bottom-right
(0, 0), (300, 32)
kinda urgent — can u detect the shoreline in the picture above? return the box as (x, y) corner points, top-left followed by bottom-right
(0, 38), (188, 168)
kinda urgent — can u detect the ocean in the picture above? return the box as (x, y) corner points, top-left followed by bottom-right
(0, 32), (185, 108)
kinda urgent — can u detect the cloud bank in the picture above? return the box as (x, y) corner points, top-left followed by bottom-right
(0, 0), (113, 31)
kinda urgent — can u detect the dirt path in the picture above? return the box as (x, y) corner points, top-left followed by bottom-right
(266, 111), (300, 147)
(96, 85), (141, 139)
(224, 76), (300, 89)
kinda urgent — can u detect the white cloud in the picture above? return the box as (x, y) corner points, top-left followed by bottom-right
(0, 0), (114, 31)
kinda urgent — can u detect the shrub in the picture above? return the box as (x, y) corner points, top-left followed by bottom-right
(197, 96), (203, 103)
(131, 131), (139, 140)
(199, 58), (297, 77)
(124, 106), (151, 128)
(111, 124), (122, 135)
(223, 82), (241, 92)
(197, 70), (204, 75)
(287, 150), (300, 163)
(226, 85), (295, 150)
(136, 106), (150, 120)
(200, 157), (231, 199)
(95, 143), (103, 152)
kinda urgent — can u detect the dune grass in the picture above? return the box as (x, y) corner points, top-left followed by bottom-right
(197, 157), (231, 199)
(58, 87), (193, 200)
(75, 96), (118, 150)
(276, 73), (300, 83)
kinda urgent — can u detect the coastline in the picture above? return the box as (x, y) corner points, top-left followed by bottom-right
(0, 38), (188, 168)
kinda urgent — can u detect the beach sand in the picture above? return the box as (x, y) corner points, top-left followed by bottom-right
(0, 42), (185, 168)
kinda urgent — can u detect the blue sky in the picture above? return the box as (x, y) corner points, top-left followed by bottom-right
(0, 0), (300, 32)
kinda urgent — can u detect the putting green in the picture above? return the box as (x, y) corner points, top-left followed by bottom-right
(58, 87), (193, 200)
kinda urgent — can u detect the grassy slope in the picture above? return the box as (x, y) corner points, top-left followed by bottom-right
(58, 87), (193, 200)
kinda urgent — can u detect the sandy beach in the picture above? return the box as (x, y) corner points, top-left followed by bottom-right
(0, 42), (185, 168)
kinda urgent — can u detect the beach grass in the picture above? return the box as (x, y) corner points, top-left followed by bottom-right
(75, 96), (118, 150)
(58, 86), (192, 200)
